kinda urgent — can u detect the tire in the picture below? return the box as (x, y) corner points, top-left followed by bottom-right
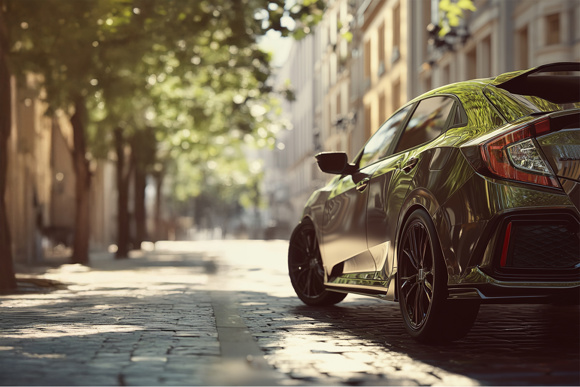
(288, 221), (347, 306)
(397, 209), (479, 343)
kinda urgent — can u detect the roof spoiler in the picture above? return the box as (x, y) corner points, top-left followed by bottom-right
(494, 62), (580, 104)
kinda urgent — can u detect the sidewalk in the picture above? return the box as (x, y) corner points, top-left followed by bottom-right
(4, 240), (578, 386)
(0, 242), (287, 386)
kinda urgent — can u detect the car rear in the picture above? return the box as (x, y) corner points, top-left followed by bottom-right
(451, 63), (580, 302)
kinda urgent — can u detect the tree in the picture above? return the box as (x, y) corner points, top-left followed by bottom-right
(437, 0), (476, 37)
(130, 127), (156, 248)
(101, 0), (324, 245)
(1, 0), (326, 275)
(0, 9), (16, 292)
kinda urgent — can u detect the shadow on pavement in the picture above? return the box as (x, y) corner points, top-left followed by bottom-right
(236, 290), (580, 386)
(4, 240), (579, 386)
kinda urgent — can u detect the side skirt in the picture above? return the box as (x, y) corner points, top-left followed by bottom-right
(326, 272), (395, 300)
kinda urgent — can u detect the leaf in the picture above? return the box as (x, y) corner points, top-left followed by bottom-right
(342, 31), (353, 43)
(457, 0), (477, 11)
(438, 0), (476, 36)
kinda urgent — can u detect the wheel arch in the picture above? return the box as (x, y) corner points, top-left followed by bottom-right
(393, 189), (442, 301)
(290, 215), (315, 243)
(395, 188), (441, 260)
(287, 217), (348, 306)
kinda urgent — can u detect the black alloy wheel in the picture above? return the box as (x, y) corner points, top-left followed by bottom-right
(288, 221), (347, 306)
(398, 209), (479, 343)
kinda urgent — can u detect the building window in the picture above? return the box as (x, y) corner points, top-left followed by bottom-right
(379, 92), (386, 124)
(516, 26), (529, 69)
(422, 0), (431, 61)
(392, 78), (401, 113)
(546, 13), (560, 46)
(329, 101), (334, 134)
(442, 64), (450, 86)
(466, 46), (476, 80)
(364, 104), (372, 140)
(378, 22), (386, 75)
(364, 39), (371, 80)
(481, 36), (491, 77)
(393, 3), (401, 51)
(423, 75), (432, 94)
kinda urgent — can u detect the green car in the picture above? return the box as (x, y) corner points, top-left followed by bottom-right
(288, 62), (580, 343)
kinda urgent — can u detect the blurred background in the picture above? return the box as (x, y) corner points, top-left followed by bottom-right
(1, 0), (578, 274)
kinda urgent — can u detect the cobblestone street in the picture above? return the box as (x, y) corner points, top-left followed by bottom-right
(1, 240), (578, 386)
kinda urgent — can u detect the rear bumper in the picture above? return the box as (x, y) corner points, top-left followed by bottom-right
(448, 267), (580, 304)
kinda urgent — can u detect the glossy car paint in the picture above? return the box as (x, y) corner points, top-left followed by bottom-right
(321, 162), (379, 275)
(295, 63), (580, 306)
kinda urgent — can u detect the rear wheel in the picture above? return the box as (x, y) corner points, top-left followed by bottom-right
(288, 222), (347, 306)
(398, 209), (479, 343)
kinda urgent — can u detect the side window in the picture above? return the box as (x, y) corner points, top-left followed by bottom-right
(393, 96), (455, 154)
(450, 103), (467, 127)
(359, 105), (413, 168)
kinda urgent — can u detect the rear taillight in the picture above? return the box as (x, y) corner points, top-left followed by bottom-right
(500, 222), (512, 267)
(465, 118), (561, 189)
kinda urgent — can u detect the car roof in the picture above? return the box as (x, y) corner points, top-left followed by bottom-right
(408, 79), (492, 104)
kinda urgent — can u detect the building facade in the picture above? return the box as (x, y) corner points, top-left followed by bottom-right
(264, 31), (318, 237)
(6, 73), (53, 263)
(6, 73), (117, 264)
(266, 0), (580, 231)
(413, 0), (580, 96)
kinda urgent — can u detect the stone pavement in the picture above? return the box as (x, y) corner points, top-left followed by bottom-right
(1, 242), (281, 386)
(0, 240), (578, 386)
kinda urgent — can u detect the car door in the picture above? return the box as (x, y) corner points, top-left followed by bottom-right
(366, 96), (457, 282)
(320, 106), (413, 276)
(320, 163), (379, 276)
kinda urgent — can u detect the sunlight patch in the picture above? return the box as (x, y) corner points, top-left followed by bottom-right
(2, 324), (142, 339)
(22, 352), (66, 359)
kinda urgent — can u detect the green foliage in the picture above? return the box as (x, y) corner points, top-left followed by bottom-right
(0, 0), (324, 206)
(280, 79), (296, 102)
(3, 0), (325, 215)
(438, 0), (476, 37)
(341, 31), (353, 43)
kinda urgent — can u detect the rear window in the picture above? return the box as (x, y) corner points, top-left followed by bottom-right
(485, 71), (580, 122)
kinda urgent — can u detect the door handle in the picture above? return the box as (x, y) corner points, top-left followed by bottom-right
(356, 178), (370, 192)
(402, 157), (419, 173)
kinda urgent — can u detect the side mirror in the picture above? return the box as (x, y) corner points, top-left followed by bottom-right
(315, 152), (356, 175)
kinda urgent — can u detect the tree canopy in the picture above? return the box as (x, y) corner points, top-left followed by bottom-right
(4, 0), (322, 222)
(0, 0), (324, 267)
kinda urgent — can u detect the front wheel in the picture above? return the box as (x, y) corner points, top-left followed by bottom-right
(398, 209), (479, 343)
(288, 222), (347, 306)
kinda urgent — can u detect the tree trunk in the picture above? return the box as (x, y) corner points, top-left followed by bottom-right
(129, 128), (155, 247)
(0, 13), (17, 291)
(133, 165), (146, 248)
(153, 171), (164, 241)
(0, 138), (15, 292)
(70, 96), (92, 265)
(114, 128), (132, 258)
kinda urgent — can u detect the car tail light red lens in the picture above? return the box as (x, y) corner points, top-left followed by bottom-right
(500, 222), (512, 267)
(472, 118), (560, 188)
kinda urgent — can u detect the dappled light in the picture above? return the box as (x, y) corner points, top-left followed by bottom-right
(1, 323), (142, 339)
(1, 0), (579, 385)
(1, 240), (579, 385)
